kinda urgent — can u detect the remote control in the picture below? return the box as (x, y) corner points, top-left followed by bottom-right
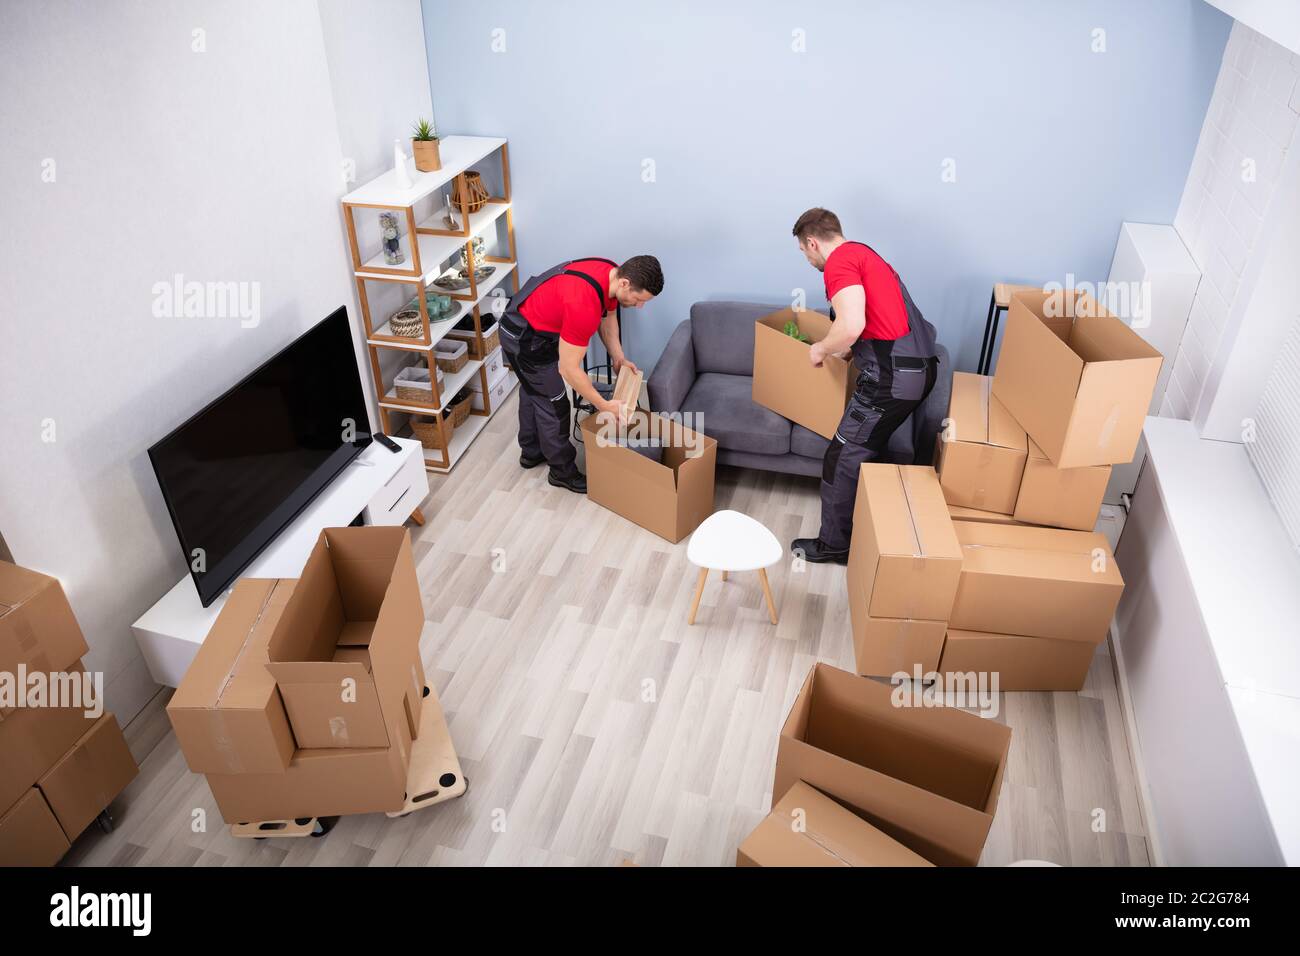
(374, 433), (401, 453)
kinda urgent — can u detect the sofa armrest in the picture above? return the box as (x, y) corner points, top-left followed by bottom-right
(647, 319), (697, 413)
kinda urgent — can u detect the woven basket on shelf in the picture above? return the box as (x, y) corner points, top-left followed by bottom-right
(450, 322), (500, 361)
(434, 339), (468, 373)
(447, 394), (471, 429)
(452, 171), (490, 214)
(410, 417), (445, 450)
(389, 309), (424, 338)
(394, 365), (443, 403)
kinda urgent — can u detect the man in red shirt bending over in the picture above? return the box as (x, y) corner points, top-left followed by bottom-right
(499, 255), (664, 493)
(789, 208), (941, 564)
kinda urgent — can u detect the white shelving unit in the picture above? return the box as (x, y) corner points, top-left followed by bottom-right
(340, 135), (519, 472)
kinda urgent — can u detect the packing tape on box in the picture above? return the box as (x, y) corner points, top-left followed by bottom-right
(980, 375), (993, 443)
(213, 584), (280, 707)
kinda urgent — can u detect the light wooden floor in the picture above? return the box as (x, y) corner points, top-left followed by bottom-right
(69, 392), (1151, 867)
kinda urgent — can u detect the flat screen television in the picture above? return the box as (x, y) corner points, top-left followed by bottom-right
(148, 306), (373, 606)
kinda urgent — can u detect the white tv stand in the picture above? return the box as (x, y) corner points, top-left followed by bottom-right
(132, 436), (429, 686)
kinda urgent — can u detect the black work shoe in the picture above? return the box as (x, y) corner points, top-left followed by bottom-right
(520, 453), (546, 469)
(548, 470), (587, 494)
(791, 537), (848, 565)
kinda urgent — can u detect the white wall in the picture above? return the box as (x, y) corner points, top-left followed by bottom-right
(0, 0), (432, 724)
(1166, 21), (1300, 421)
(1203, 0), (1300, 56)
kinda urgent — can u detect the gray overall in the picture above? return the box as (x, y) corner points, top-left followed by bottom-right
(499, 259), (612, 479)
(819, 244), (940, 551)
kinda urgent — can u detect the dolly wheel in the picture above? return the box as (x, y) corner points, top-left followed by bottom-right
(96, 809), (115, 834)
(311, 816), (339, 837)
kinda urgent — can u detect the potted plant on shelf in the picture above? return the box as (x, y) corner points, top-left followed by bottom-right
(411, 118), (441, 172)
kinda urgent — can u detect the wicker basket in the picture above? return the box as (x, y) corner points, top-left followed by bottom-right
(449, 321), (500, 361)
(452, 171), (490, 214)
(434, 338), (468, 372)
(394, 365), (443, 403)
(446, 392), (472, 428)
(389, 309), (424, 338)
(410, 417), (445, 450)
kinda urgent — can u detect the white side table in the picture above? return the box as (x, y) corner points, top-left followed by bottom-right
(685, 510), (782, 625)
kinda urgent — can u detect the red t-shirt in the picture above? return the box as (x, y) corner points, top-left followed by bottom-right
(519, 259), (616, 347)
(822, 242), (910, 340)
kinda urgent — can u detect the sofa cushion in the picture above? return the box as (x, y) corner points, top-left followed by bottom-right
(790, 424), (831, 460)
(689, 301), (786, 377)
(682, 372), (791, 456)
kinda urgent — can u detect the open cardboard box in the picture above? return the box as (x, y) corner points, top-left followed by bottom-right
(949, 520), (1125, 643)
(167, 578), (297, 774)
(752, 307), (856, 439)
(737, 780), (933, 867)
(581, 409), (717, 543)
(773, 663), (1010, 866)
(266, 527), (424, 750)
(992, 289), (1161, 468)
(935, 372), (1028, 515)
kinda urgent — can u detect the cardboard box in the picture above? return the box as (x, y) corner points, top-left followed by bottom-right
(0, 789), (69, 867)
(935, 372), (1028, 514)
(773, 663), (1009, 866)
(204, 705), (413, 823)
(752, 308), (856, 439)
(166, 578), (297, 775)
(1013, 437), (1111, 531)
(0, 663), (99, 813)
(266, 527), (424, 750)
(0, 560), (88, 676)
(946, 504), (1026, 526)
(38, 712), (138, 841)
(737, 780), (934, 867)
(581, 410), (717, 543)
(846, 464), (962, 621)
(992, 289), (1162, 468)
(850, 613), (947, 679)
(939, 629), (1097, 692)
(950, 521), (1124, 643)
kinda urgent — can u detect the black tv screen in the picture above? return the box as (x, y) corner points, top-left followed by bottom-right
(149, 307), (373, 606)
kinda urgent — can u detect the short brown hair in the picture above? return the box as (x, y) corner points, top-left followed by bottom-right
(618, 255), (664, 295)
(791, 207), (843, 242)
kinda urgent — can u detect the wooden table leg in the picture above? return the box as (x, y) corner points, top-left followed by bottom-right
(688, 567), (709, 625)
(721, 570), (728, 582)
(758, 567), (778, 625)
(409, 507), (426, 527)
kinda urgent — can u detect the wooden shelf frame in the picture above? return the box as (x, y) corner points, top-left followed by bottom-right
(342, 137), (520, 473)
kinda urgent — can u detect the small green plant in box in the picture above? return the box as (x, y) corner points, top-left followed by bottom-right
(783, 319), (810, 343)
(411, 118), (441, 172)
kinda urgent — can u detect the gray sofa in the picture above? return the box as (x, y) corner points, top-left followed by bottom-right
(647, 301), (952, 477)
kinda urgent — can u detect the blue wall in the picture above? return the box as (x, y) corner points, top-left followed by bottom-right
(423, 0), (1229, 369)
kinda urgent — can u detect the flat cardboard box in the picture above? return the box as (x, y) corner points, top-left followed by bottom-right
(166, 578), (296, 774)
(773, 663), (1010, 867)
(950, 521), (1124, 643)
(1014, 437), (1111, 531)
(0, 663), (99, 813)
(935, 372), (1027, 514)
(0, 560), (88, 676)
(204, 705), (413, 823)
(992, 289), (1162, 468)
(849, 612), (947, 679)
(737, 780), (934, 867)
(752, 308), (856, 439)
(404, 653), (427, 741)
(939, 629), (1097, 692)
(611, 364), (643, 412)
(0, 789), (69, 867)
(947, 504), (1026, 526)
(266, 527), (423, 750)
(38, 712), (138, 841)
(846, 464), (962, 621)
(581, 410), (717, 543)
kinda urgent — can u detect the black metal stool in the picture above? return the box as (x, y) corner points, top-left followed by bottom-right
(977, 282), (1038, 374)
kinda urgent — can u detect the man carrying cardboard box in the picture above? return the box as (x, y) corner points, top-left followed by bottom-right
(499, 255), (664, 494)
(789, 208), (941, 563)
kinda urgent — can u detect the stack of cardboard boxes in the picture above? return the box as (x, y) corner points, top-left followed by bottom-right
(0, 562), (138, 866)
(738, 662), (1011, 866)
(167, 526), (465, 829)
(850, 288), (1161, 690)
